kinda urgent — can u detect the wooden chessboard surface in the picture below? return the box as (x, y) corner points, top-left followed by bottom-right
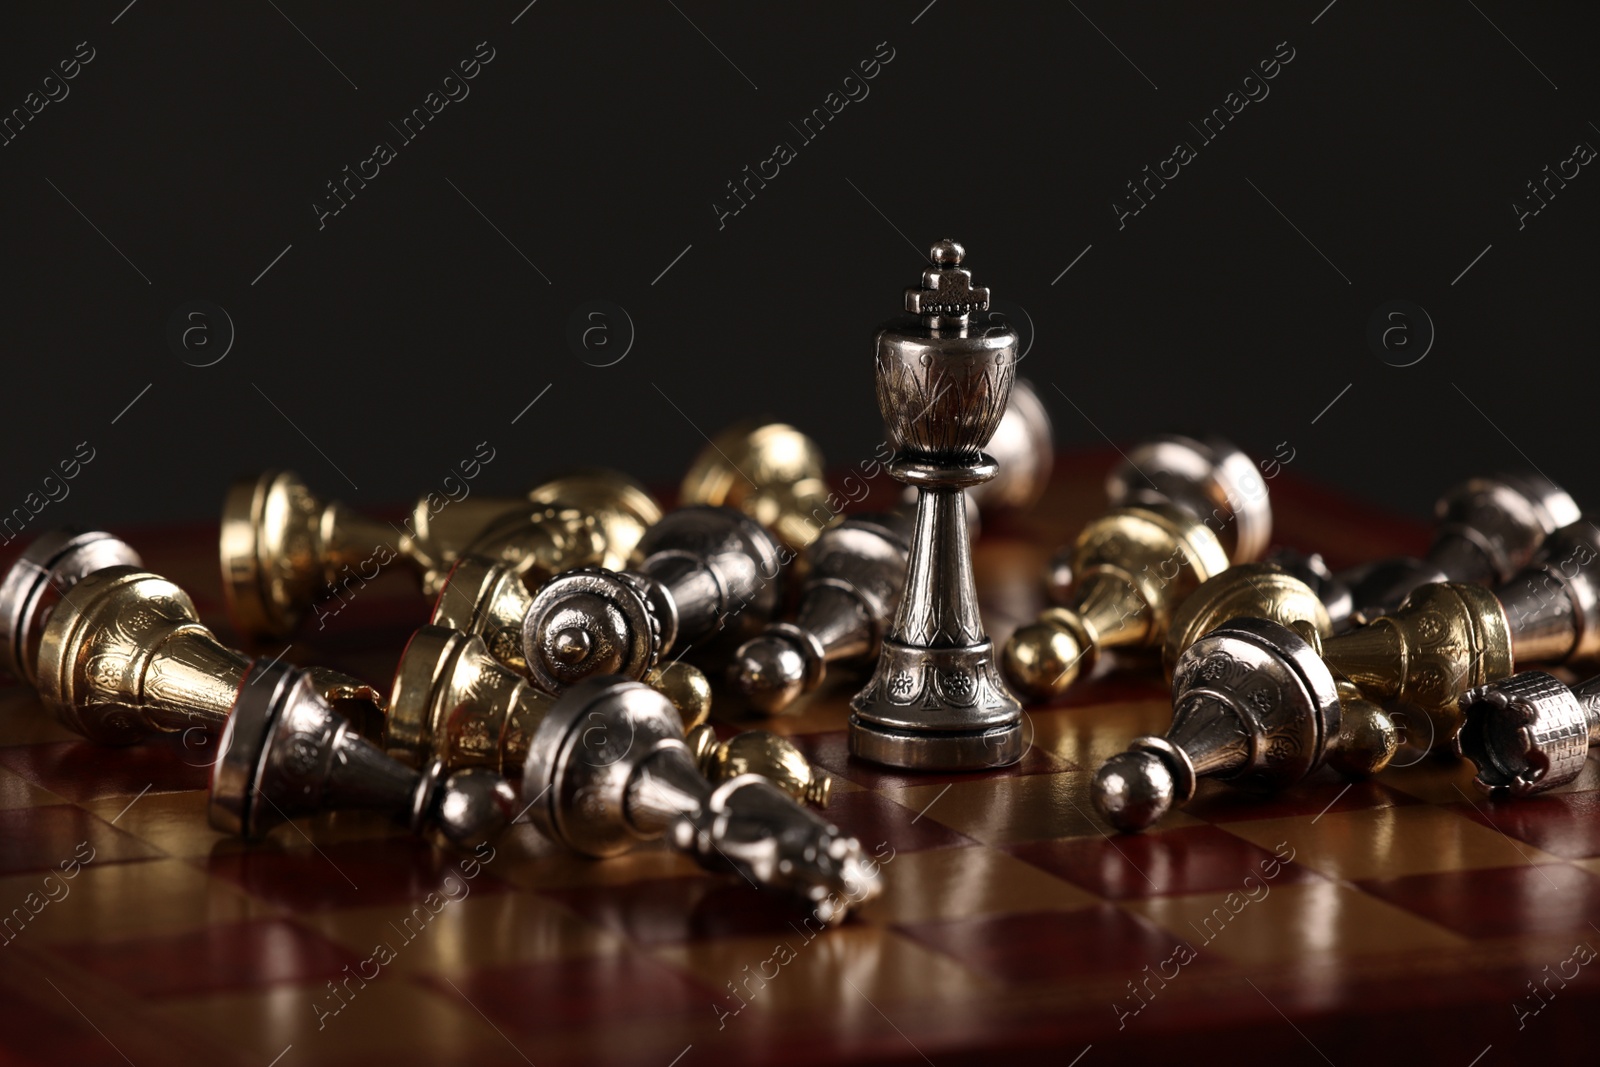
(2, 455), (1597, 1066)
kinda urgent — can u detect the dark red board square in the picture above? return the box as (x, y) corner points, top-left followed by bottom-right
(0, 804), (157, 875)
(794, 729), (1075, 792)
(1355, 863), (1600, 940)
(0, 733), (211, 803)
(895, 905), (1202, 985)
(420, 954), (718, 1034)
(818, 790), (976, 854)
(1450, 789), (1600, 860)
(205, 837), (509, 912)
(51, 918), (360, 999)
(543, 875), (851, 947)
(1006, 824), (1321, 900)
(1188, 774), (1419, 824)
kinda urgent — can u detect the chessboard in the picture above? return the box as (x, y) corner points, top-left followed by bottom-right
(2, 453), (1596, 1066)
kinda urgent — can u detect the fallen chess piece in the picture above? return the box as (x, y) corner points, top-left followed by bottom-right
(1458, 672), (1600, 797)
(1331, 473), (1577, 625)
(966, 378), (1055, 518)
(522, 677), (879, 922)
(31, 563), (385, 746)
(220, 468), (660, 641)
(0, 527), (142, 686)
(211, 659), (514, 848)
(1093, 617), (1397, 833)
(680, 421), (833, 551)
(521, 505), (785, 693)
(386, 623), (709, 774)
(729, 513), (912, 715)
(1008, 433), (1281, 703)
(685, 722), (832, 807)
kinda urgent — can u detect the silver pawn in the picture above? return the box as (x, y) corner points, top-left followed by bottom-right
(521, 505), (784, 694)
(729, 512), (912, 714)
(211, 659), (515, 848)
(1459, 671), (1600, 797)
(520, 677), (882, 922)
(1092, 618), (1397, 833)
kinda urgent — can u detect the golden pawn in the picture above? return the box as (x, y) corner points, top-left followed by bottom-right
(1161, 561), (1333, 679)
(219, 468), (660, 642)
(35, 566), (384, 746)
(1002, 505), (1231, 702)
(679, 421), (833, 551)
(685, 723), (832, 807)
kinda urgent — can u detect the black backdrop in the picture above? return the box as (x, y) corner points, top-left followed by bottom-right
(4, 1), (1596, 532)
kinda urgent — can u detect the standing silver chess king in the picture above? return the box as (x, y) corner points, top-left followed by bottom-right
(849, 240), (1025, 770)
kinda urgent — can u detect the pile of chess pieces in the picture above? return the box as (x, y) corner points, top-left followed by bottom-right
(3, 239), (1595, 925)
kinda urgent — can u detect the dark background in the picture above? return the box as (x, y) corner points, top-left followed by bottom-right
(3, 1), (1595, 534)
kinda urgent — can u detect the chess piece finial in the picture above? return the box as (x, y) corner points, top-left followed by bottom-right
(211, 659), (515, 847)
(1340, 473), (1579, 623)
(1092, 618), (1397, 833)
(643, 661), (713, 732)
(219, 469), (660, 641)
(521, 506), (784, 693)
(685, 723), (832, 807)
(1002, 504), (1231, 702)
(849, 240), (1025, 770)
(1459, 671), (1600, 797)
(1491, 518), (1600, 667)
(0, 528), (142, 685)
(680, 422), (833, 551)
(521, 678), (879, 922)
(730, 512), (913, 714)
(35, 566), (384, 746)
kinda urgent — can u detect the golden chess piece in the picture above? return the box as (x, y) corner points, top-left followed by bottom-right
(212, 658), (514, 848)
(685, 722), (832, 807)
(1161, 561), (1333, 679)
(0, 528), (143, 686)
(1003, 504), (1231, 702)
(680, 421), (833, 551)
(219, 468), (660, 642)
(34, 566), (384, 747)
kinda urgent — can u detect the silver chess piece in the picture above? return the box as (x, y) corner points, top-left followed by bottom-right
(849, 240), (1025, 770)
(730, 512), (913, 715)
(520, 677), (882, 922)
(1491, 517), (1600, 668)
(1339, 473), (1579, 624)
(1459, 671), (1600, 797)
(967, 378), (1055, 516)
(1092, 618), (1398, 833)
(0, 528), (141, 685)
(211, 658), (515, 847)
(520, 505), (784, 694)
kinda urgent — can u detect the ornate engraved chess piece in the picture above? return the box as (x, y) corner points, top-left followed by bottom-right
(680, 422), (833, 551)
(34, 565), (385, 746)
(219, 468), (660, 641)
(386, 622), (711, 773)
(520, 505), (784, 694)
(1337, 473), (1579, 624)
(1, 528), (142, 685)
(685, 723), (832, 807)
(730, 512), (913, 715)
(1162, 561), (1333, 678)
(1459, 671), (1600, 797)
(211, 659), (515, 847)
(522, 677), (879, 921)
(848, 240), (1025, 770)
(1093, 618), (1398, 833)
